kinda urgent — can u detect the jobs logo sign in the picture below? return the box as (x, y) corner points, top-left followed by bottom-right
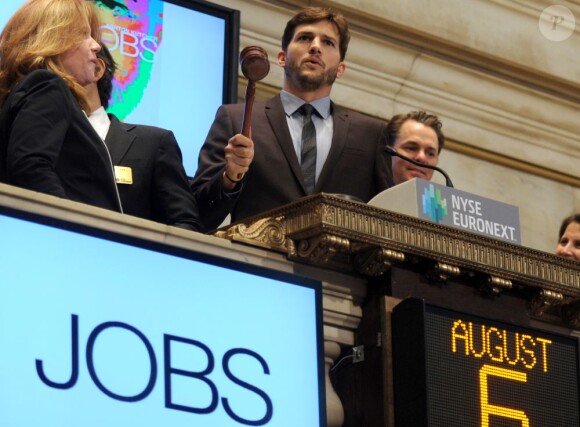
(35, 314), (273, 426)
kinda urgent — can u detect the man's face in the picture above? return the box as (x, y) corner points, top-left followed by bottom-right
(391, 120), (440, 185)
(278, 20), (345, 96)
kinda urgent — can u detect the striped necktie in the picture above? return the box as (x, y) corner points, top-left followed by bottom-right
(299, 104), (317, 195)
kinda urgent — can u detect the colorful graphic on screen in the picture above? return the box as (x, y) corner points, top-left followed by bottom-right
(95, 0), (164, 120)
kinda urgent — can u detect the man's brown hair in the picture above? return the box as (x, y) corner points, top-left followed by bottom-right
(281, 7), (351, 61)
(386, 111), (445, 153)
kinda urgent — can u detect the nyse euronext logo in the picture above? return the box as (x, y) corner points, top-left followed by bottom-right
(422, 184), (448, 222)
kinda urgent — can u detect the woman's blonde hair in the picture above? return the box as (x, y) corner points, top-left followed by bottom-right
(0, 0), (102, 111)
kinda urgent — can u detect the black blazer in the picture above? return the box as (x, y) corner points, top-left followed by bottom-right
(0, 70), (121, 211)
(191, 94), (394, 230)
(105, 115), (201, 231)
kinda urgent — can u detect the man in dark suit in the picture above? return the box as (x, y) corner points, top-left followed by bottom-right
(86, 44), (201, 231)
(191, 7), (394, 231)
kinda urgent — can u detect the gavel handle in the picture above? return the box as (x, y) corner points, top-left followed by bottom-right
(236, 80), (256, 180)
(241, 80), (256, 137)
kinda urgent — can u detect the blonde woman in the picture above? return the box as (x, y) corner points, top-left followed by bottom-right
(0, 0), (122, 212)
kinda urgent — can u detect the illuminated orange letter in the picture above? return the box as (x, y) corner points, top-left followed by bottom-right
(486, 327), (504, 362)
(536, 337), (552, 373)
(503, 332), (520, 366)
(519, 335), (536, 370)
(480, 365), (530, 427)
(469, 322), (486, 357)
(452, 320), (470, 355)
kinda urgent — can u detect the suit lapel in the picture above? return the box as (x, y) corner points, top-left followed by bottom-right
(105, 115), (136, 165)
(316, 102), (349, 191)
(264, 96), (305, 191)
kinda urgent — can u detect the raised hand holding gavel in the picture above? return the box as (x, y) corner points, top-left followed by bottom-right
(223, 46), (269, 187)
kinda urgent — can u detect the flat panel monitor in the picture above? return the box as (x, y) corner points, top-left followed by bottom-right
(0, 202), (326, 426)
(0, 0), (239, 177)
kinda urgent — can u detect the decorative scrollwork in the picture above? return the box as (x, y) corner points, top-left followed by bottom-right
(320, 204), (335, 222)
(426, 262), (461, 285)
(214, 194), (580, 328)
(354, 247), (405, 276)
(480, 275), (513, 296)
(561, 299), (580, 329)
(529, 289), (564, 316)
(214, 217), (289, 252)
(296, 234), (350, 264)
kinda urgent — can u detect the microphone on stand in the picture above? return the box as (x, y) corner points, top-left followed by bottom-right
(385, 145), (454, 188)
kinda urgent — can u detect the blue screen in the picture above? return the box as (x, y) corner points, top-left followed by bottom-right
(0, 211), (324, 426)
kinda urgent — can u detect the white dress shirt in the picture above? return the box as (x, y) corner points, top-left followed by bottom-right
(87, 106), (111, 142)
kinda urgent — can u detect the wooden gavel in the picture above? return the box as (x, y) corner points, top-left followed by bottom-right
(234, 46), (269, 181)
(239, 46), (270, 138)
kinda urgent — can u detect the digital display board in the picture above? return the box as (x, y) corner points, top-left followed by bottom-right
(392, 298), (580, 427)
(0, 0), (239, 177)
(0, 206), (325, 426)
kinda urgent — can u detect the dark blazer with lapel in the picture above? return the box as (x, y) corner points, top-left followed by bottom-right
(105, 115), (201, 231)
(0, 70), (121, 211)
(191, 94), (394, 230)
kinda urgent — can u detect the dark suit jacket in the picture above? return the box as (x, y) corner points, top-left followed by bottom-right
(191, 94), (394, 230)
(0, 70), (121, 211)
(105, 115), (201, 231)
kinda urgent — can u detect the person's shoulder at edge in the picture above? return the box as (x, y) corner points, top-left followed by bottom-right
(7, 69), (72, 106)
(113, 119), (172, 136)
(109, 116), (181, 150)
(331, 102), (386, 123)
(14, 69), (65, 89)
(220, 99), (269, 113)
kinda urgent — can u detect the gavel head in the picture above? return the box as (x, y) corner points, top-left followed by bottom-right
(239, 46), (270, 82)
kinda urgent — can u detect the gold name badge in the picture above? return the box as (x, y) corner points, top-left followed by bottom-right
(114, 166), (133, 185)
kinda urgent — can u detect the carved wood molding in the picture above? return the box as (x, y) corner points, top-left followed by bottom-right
(215, 194), (580, 309)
